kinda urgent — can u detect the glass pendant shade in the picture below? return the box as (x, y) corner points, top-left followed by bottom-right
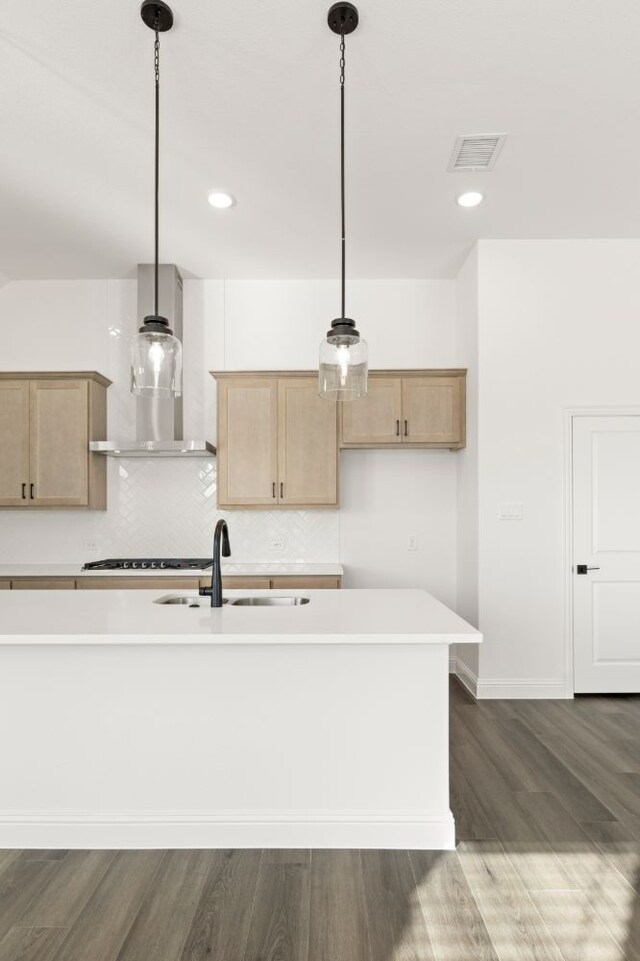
(319, 331), (368, 400)
(131, 326), (182, 397)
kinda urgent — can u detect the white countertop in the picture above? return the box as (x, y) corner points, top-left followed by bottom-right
(0, 587), (481, 646)
(0, 562), (343, 578)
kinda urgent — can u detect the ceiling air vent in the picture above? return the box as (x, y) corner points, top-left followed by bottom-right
(448, 134), (506, 172)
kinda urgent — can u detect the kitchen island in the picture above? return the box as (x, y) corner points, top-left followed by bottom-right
(0, 587), (480, 850)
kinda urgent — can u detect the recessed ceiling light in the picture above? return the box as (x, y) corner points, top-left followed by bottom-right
(207, 191), (235, 209)
(456, 191), (484, 208)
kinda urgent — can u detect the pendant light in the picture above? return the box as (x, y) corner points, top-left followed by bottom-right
(319, 2), (368, 401)
(131, 0), (183, 398)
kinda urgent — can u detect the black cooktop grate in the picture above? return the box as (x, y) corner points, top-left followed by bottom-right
(82, 558), (213, 571)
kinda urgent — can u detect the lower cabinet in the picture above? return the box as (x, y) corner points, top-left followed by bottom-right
(271, 576), (341, 589)
(12, 579), (76, 590)
(6, 575), (341, 590)
(220, 577), (271, 590)
(76, 577), (200, 590)
(219, 576), (341, 590)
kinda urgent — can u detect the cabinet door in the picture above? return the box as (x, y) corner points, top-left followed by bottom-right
(278, 378), (338, 506)
(217, 379), (278, 507)
(341, 377), (402, 446)
(0, 580), (11, 590)
(270, 576), (341, 589)
(0, 381), (29, 507)
(30, 380), (89, 506)
(401, 376), (464, 446)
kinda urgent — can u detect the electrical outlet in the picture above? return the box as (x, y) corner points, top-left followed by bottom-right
(407, 534), (418, 551)
(83, 540), (99, 552)
(269, 538), (286, 552)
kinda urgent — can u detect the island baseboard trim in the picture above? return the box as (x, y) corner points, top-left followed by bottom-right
(453, 657), (478, 696)
(0, 810), (455, 850)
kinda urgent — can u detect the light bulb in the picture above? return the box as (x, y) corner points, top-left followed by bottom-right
(337, 344), (350, 387)
(148, 340), (166, 373)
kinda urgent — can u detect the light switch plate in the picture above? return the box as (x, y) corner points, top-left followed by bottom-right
(498, 502), (523, 520)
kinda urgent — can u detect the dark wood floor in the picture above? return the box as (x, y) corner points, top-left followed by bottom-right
(2, 678), (640, 960)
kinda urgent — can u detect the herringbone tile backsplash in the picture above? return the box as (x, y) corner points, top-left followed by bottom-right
(93, 456), (339, 561)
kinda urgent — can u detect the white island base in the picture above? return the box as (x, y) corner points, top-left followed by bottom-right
(0, 588), (480, 850)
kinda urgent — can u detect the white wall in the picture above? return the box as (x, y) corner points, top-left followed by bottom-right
(455, 248), (480, 673)
(475, 240), (640, 692)
(339, 450), (457, 606)
(0, 280), (112, 374)
(221, 280), (455, 372)
(0, 277), (458, 602)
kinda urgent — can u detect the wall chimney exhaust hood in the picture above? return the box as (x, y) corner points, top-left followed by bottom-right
(90, 265), (215, 457)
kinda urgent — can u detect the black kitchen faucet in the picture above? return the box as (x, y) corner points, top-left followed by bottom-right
(199, 519), (231, 607)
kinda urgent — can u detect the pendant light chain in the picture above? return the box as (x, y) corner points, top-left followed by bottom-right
(154, 20), (160, 318)
(340, 31), (346, 320)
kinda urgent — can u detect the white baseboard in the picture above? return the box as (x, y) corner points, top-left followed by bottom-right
(476, 678), (570, 699)
(453, 657), (478, 697)
(450, 658), (569, 699)
(0, 810), (455, 851)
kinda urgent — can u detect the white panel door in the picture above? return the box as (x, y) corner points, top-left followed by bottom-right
(573, 416), (640, 692)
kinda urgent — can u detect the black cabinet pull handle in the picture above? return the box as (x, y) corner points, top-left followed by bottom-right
(272, 482), (276, 499)
(404, 420), (408, 437)
(30, 483), (34, 499)
(21, 483), (26, 500)
(280, 482), (284, 498)
(396, 419), (400, 436)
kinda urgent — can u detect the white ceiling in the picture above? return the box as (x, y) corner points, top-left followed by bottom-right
(2, 0), (640, 281)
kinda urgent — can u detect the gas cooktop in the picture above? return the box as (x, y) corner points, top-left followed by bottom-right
(82, 558), (213, 572)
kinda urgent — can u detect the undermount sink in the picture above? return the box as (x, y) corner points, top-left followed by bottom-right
(228, 596), (310, 607)
(154, 593), (308, 608)
(155, 594), (228, 607)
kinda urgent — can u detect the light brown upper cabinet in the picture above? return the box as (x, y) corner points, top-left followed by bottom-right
(0, 381), (30, 508)
(340, 370), (466, 450)
(213, 372), (338, 509)
(0, 372), (110, 510)
(216, 377), (279, 506)
(341, 376), (403, 446)
(278, 378), (338, 506)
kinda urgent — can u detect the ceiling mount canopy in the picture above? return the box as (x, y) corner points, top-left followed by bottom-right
(327, 2), (359, 35)
(319, 3), (368, 401)
(131, 1), (183, 399)
(140, 0), (174, 31)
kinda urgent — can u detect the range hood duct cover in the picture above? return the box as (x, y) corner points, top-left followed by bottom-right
(90, 264), (215, 457)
